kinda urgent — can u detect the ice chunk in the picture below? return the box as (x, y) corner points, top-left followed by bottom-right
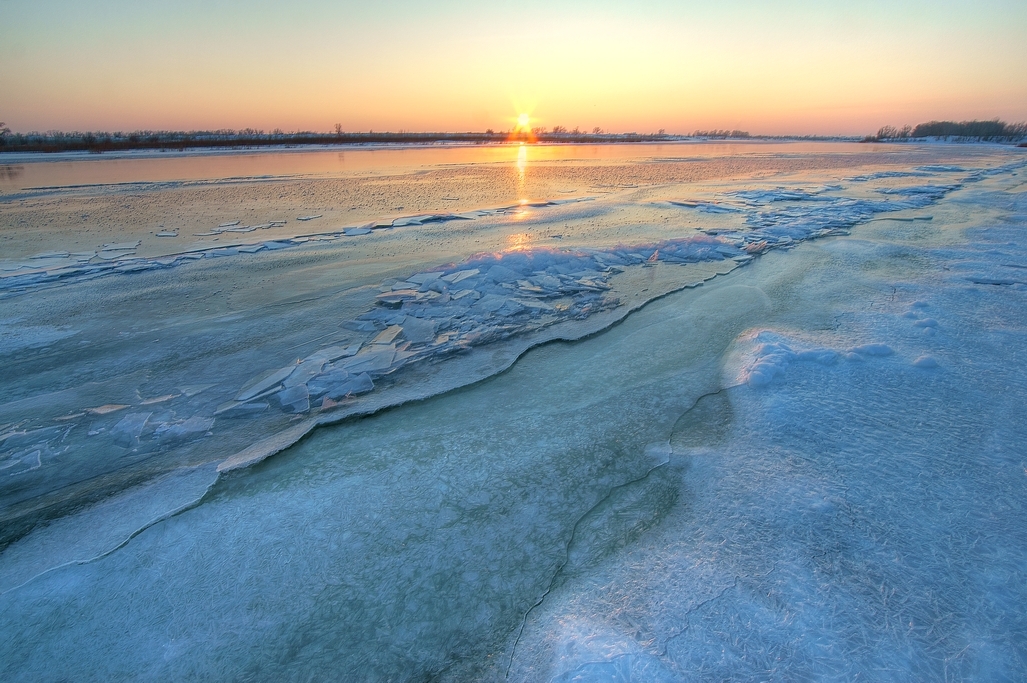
(474, 294), (510, 313)
(236, 365), (296, 401)
(215, 401), (269, 417)
(484, 264), (520, 282)
(406, 272), (443, 284)
(343, 227), (372, 236)
(156, 416), (214, 440)
(296, 215), (322, 221)
(400, 318), (437, 343)
(913, 355), (939, 368)
(441, 268), (479, 283)
(341, 346), (396, 373)
(306, 369), (350, 397)
(111, 412), (151, 447)
(372, 325), (403, 344)
(283, 359), (326, 388)
(324, 372), (374, 399)
(305, 344), (361, 363)
(375, 290), (419, 307)
(276, 385), (310, 414)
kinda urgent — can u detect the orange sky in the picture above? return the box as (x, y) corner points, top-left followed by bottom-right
(2, 0), (1025, 136)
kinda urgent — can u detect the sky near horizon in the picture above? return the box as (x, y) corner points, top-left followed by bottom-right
(2, 0), (1025, 136)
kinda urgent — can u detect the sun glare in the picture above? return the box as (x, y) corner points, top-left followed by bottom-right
(517, 113), (530, 131)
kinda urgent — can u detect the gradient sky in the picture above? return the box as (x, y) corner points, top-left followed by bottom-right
(2, 0), (1025, 136)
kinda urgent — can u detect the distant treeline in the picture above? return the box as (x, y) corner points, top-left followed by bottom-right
(0, 126), (688, 153)
(868, 119), (1027, 142)
(0, 123), (773, 154)
(691, 129), (751, 139)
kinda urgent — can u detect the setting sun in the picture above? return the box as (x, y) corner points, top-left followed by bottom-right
(516, 113), (530, 132)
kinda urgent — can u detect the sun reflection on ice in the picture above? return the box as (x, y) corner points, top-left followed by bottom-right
(505, 232), (532, 251)
(517, 142), (527, 193)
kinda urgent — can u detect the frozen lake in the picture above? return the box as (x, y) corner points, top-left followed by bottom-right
(2, 142), (1026, 680)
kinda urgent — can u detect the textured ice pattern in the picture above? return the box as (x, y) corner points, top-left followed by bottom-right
(2, 150), (1027, 681)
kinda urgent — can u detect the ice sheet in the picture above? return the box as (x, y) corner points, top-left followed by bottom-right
(2, 143), (1026, 680)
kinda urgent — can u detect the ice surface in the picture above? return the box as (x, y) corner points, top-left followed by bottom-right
(2, 144), (1027, 680)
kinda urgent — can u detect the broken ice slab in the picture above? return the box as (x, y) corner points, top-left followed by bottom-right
(441, 268), (479, 284)
(473, 294), (511, 313)
(375, 290), (420, 307)
(495, 300), (526, 316)
(323, 372), (374, 399)
(517, 280), (545, 293)
(372, 325), (403, 345)
(343, 227), (372, 236)
(155, 416), (214, 440)
(282, 359), (326, 389)
(304, 344), (361, 363)
(297, 215), (322, 221)
(236, 366), (296, 401)
(276, 385), (310, 414)
(155, 231), (178, 238)
(263, 241), (291, 250)
(236, 244), (265, 253)
(340, 346), (396, 373)
(111, 412), (151, 448)
(306, 369), (350, 397)
(218, 221), (241, 227)
(400, 317), (437, 343)
(406, 272), (443, 285)
(215, 400), (270, 417)
(31, 251), (71, 259)
(450, 289), (479, 301)
(514, 298), (554, 311)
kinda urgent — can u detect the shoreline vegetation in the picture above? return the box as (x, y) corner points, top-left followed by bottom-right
(864, 119), (1027, 144)
(0, 124), (836, 154)
(0, 120), (1023, 154)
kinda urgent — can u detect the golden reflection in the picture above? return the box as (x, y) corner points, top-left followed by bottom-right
(516, 142), (527, 195)
(506, 232), (532, 251)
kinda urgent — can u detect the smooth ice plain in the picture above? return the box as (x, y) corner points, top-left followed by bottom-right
(1, 142), (1026, 681)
